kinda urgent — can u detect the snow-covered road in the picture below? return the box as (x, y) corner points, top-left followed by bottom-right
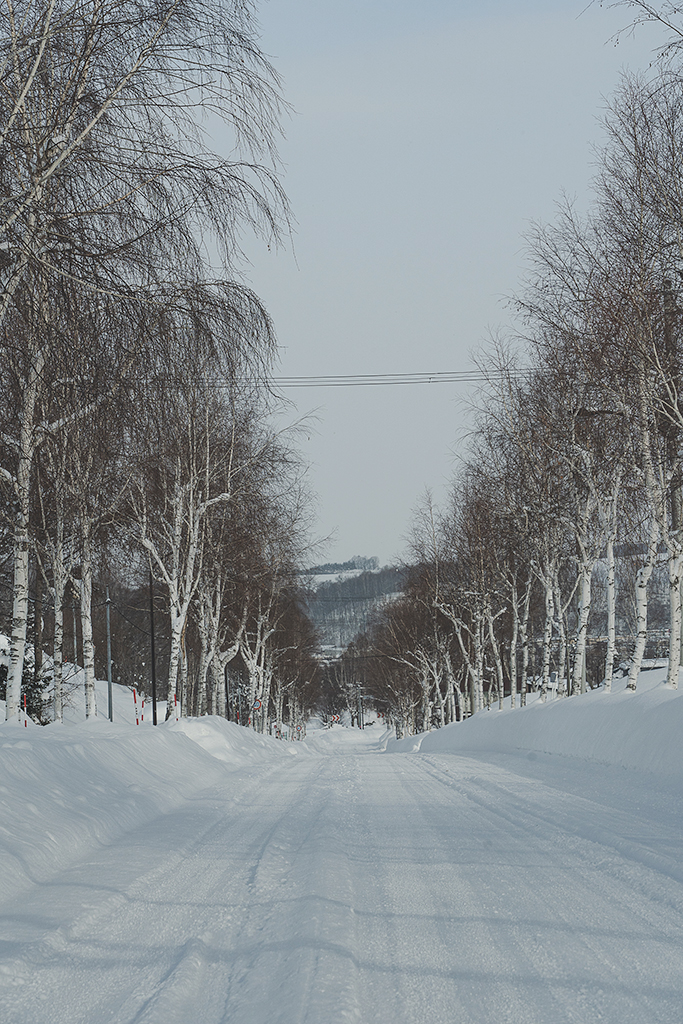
(2, 725), (683, 1024)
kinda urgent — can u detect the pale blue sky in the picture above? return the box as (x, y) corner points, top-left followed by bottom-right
(237, 1), (660, 565)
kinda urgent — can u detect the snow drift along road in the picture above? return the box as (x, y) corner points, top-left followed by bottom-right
(386, 668), (683, 781)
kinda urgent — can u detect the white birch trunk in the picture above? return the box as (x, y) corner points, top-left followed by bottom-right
(635, 374), (678, 688)
(604, 535), (617, 692)
(259, 657), (274, 734)
(520, 580), (531, 707)
(179, 646), (188, 717)
(243, 658), (260, 726)
(541, 580), (554, 703)
(53, 585), (64, 722)
(213, 660), (226, 718)
(475, 615), (485, 712)
(441, 651), (458, 723)
(667, 549), (683, 689)
(196, 615), (209, 716)
(275, 684), (285, 735)
(509, 579), (518, 709)
(167, 613), (183, 713)
(433, 660), (445, 728)
(550, 572), (566, 698)
(572, 560), (593, 697)
(240, 608), (275, 730)
(48, 519), (70, 723)
(486, 608), (505, 711)
(557, 615), (567, 697)
(422, 690), (431, 733)
(434, 601), (481, 714)
(628, 517), (660, 691)
(445, 674), (455, 723)
(6, 348), (44, 719)
(79, 519), (97, 719)
(7, 516), (30, 720)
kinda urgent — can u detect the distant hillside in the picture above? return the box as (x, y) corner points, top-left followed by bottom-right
(304, 565), (404, 648)
(301, 556), (379, 577)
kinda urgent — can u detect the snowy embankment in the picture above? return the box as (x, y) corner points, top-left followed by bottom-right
(0, 677), (306, 908)
(385, 668), (683, 782)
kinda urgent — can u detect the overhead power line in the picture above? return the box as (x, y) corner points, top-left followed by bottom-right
(271, 370), (528, 388)
(83, 369), (529, 391)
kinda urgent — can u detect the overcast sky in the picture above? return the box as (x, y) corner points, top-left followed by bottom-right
(238, 0), (660, 566)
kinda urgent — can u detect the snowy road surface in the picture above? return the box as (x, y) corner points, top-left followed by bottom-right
(2, 727), (683, 1024)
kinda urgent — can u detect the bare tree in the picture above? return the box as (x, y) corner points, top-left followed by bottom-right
(0, 0), (289, 719)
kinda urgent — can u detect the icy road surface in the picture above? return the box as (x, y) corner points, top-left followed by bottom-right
(2, 727), (683, 1024)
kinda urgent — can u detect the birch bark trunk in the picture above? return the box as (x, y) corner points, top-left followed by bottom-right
(53, 580), (64, 721)
(520, 581), (531, 707)
(274, 683), (285, 735)
(196, 612), (210, 716)
(628, 517), (660, 691)
(179, 646), (188, 717)
(541, 579), (554, 703)
(213, 660), (225, 718)
(6, 347), (44, 719)
(604, 535), (617, 692)
(509, 579), (518, 709)
(667, 549), (683, 689)
(79, 518), (97, 719)
(572, 559), (593, 697)
(486, 607), (505, 710)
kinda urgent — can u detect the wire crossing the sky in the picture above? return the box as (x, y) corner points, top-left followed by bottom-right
(120, 369), (530, 390)
(272, 370), (528, 388)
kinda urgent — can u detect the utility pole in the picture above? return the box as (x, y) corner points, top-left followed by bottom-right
(34, 587), (43, 688)
(149, 569), (158, 725)
(72, 592), (78, 667)
(106, 587), (113, 722)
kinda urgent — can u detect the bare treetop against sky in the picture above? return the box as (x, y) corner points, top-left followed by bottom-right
(238, 0), (657, 566)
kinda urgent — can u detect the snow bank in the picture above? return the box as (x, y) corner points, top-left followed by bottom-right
(0, 700), (301, 908)
(385, 668), (683, 782)
(0, 663), (164, 726)
(167, 714), (306, 765)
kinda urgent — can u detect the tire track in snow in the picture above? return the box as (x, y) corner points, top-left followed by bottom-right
(219, 756), (363, 1024)
(390, 752), (683, 1023)
(0, 758), (317, 1024)
(414, 754), (683, 896)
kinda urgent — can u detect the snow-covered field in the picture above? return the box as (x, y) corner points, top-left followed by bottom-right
(1, 672), (683, 1023)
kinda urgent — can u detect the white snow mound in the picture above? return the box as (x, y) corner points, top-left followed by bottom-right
(385, 668), (683, 781)
(166, 714), (305, 764)
(0, 707), (302, 909)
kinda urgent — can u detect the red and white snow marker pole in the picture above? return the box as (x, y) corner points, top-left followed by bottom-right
(24, 694), (27, 727)
(133, 688), (139, 726)
(141, 697), (144, 723)
(174, 692), (179, 722)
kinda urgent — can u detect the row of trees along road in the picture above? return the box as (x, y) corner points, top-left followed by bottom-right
(0, 1), (321, 731)
(350, 6), (683, 738)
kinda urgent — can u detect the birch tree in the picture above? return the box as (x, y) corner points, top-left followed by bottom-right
(131, 384), (242, 718)
(0, 0), (287, 324)
(0, 0), (288, 719)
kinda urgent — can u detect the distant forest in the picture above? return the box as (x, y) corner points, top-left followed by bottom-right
(304, 567), (404, 648)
